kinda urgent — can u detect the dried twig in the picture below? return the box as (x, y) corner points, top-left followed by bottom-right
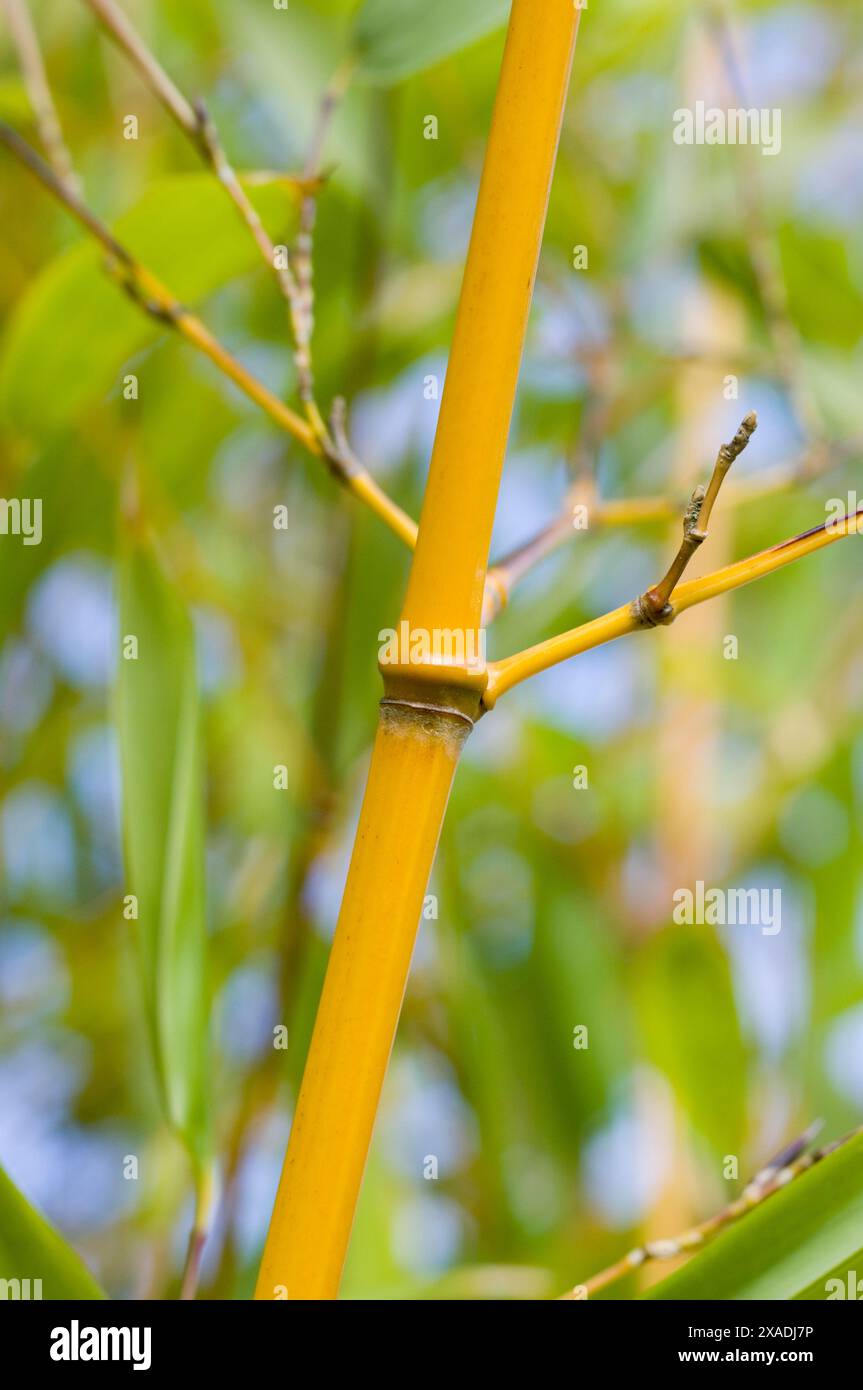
(483, 489), (863, 708)
(633, 411), (757, 626)
(482, 409), (850, 623)
(79, 0), (346, 453)
(560, 1122), (862, 1300)
(292, 59), (354, 417)
(78, 0), (398, 531)
(80, 1), (306, 370)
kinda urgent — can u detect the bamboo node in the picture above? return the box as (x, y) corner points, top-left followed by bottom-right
(379, 697), (476, 730)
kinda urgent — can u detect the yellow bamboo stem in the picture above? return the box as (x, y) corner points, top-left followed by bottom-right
(256, 0), (582, 1299)
(254, 707), (467, 1300)
(402, 0), (581, 639)
(484, 504), (863, 706)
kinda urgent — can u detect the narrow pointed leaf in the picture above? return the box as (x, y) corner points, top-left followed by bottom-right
(116, 536), (210, 1163)
(0, 1162), (105, 1300)
(0, 174), (299, 435)
(646, 1132), (863, 1300)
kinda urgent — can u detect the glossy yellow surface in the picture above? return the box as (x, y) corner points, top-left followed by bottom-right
(484, 504), (863, 706)
(254, 707), (466, 1300)
(401, 0), (582, 642)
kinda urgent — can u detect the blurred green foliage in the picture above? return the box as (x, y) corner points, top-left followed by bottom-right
(0, 0), (862, 1300)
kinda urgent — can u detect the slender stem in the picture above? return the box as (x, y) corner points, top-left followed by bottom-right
(483, 485), (590, 622)
(483, 361), (615, 621)
(179, 1160), (215, 1301)
(483, 427), (848, 621)
(1, 0), (79, 191)
(292, 58), (355, 425)
(327, 397), (417, 547)
(0, 118), (127, 260)
(484, 498), (863, 707)
(560, 1123), (860, 1300)
(79, 0), (350, 454)
(0, 121), (418, 547)
(81, 0), (294, 308)
(636, 411), (757, 624)
(696, 410), (758, 536)
(0, 118), (313, 446)
(81, 0), (306, 355)
(78, 0), (411, 532)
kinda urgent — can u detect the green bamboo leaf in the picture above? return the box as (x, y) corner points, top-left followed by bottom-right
(0, 1162), (105, 1300)
(635, 927), (748, 1157)
(116, 535), (210, 1164)
(0, 173), (299, 436)
(646, 1133), (863, 1300)
(353, 0), (509, 85)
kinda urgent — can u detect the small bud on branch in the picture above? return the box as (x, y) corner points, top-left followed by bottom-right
(634, 411), (758, 626)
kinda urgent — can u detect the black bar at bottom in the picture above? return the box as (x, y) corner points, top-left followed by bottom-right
(2, 1296), (858, 1375)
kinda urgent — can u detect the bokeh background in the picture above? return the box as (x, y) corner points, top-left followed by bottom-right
(1, 0), (862, 1299)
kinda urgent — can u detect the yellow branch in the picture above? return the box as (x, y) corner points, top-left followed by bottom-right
(483, 436), (849, 621)
(0, 120), (418, 549)
(173, 303), (416, 545)
(484, 505), (863, 708)
(81, 0), (354, 451)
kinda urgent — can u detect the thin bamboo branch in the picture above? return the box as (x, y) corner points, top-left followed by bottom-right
(78, 0), (409, 535)
(0, 120), (419, 548)
(178, 1160), (216, 1301)
(697, 411), (758, 534)
(487, 411), (756, 624)
(79, 0), (348, 453)
(292, 58), (355, 427)
(560, 1122), (861, 1300)
(484, 419), (858, 623)
(1, 0), (80, 191)
(486, 504), (580, 611)
(484, 495), (863, 708)
(81, 0), (286, 290)
(484, 8), (849, 627)
(0, 117), (128, 258)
